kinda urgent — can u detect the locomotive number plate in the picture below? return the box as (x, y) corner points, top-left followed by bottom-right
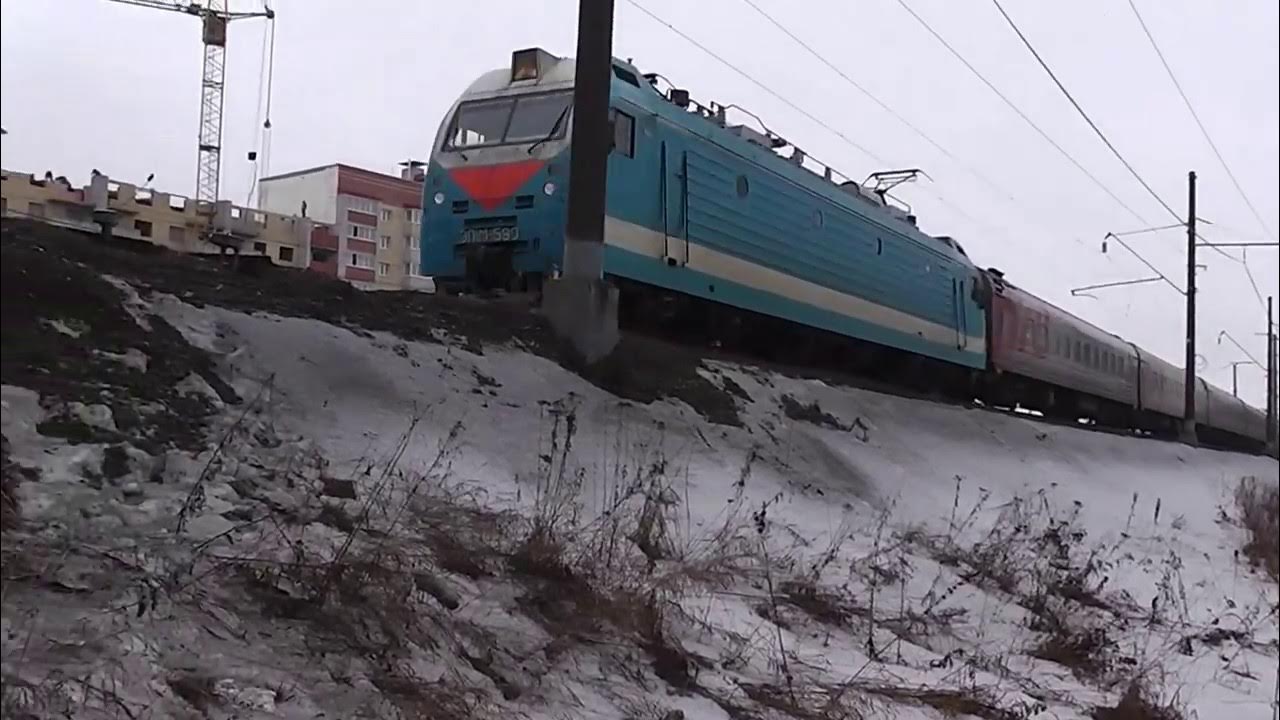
(461, 226), (520, 245)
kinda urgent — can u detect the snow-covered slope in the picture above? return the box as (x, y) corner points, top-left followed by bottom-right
(2, 221), (1277, 720)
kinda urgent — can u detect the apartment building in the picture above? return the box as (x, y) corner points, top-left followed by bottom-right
(1, 168), (318, 268)
(257, 163), (430, 291)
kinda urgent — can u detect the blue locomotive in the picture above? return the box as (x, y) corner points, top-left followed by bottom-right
(419, 47), (1269, 451)
(421, 47), (987, 371)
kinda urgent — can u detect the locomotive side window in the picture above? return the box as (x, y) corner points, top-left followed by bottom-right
(610, 109), (635, 158)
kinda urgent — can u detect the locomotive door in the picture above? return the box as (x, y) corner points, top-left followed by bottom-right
(661, 142), (689, 267)
(952, 278), (968, 350)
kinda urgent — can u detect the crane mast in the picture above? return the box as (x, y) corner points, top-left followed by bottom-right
(197, 3), (229, 205)
(106, 0), (274, 205)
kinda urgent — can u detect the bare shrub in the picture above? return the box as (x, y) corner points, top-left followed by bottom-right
(905, 489), (1127, 679)
(505, 408), (766, 696)
(1234, 476), (1279, 582)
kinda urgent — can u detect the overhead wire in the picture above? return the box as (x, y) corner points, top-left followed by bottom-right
(621, 0), (1025, 238)
(738, 0), (1026, 212)
(989, 0), (1183, 225)
(1126, 0), (1272, 311)
(749, 0), (1141, 260)
(623, 0), (886, 166)
(989, 0), (1269, 317)
(246, 17), (270, 206)
(246, 8), (277, 207)
(1126, 0), (1276, 245)
(894, 0), (1151, 228)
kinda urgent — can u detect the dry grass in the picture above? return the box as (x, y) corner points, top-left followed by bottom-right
(1234, 476), (1279, 583)
(739, 681), (873, 720)
(1028, 622), (1113, 679)
(0, 474), (17, 531)
(167, 673), (220, 713)
(1090, 681), (1184, 720)
(371, 669), (496, 720)
(1, 436), (37, 531)
(855, 682), (1026, 720)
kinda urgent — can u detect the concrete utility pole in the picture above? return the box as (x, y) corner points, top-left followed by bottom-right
(1183, 171), (1198, 444)
(1268, 295), (1277, 450)
(541, 0), (620, 363)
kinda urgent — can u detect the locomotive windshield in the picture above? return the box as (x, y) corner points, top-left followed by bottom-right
(445, 91), (573, 149)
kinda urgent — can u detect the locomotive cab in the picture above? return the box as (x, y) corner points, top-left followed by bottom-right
(420, 48), (580, 295)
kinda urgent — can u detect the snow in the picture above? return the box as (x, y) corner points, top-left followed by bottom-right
(3, 282), (1277, 720)
(95, 348), (149, 373)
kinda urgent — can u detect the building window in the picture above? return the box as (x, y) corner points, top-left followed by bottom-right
(350, 252), (374, 269)
(378, 262), (390, 277)
(405, 207), (422, 224)
(349, 196), (377, 214)
(168, 225), (186, 245)
(408, 233), (419, 249)
(379, 235), (391, 250)
(380, 208), (393, 222)
(253, 241), (267, 253)
(135, 219), (153, 237)
(279, 246), (295, 263)
(348, 224), (376, 240)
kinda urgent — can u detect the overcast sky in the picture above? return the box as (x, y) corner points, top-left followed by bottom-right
(3, 0), (1277, 407)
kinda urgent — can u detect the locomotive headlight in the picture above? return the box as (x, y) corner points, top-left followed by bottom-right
(512, 48), (541, 81)
(432, 192), (445, 205)
(543, 181), (556, 196)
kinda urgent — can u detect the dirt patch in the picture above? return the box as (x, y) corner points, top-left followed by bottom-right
(780, 394), (846, 430)
(569, 335), (741, 427)
(1, 221), (239, 452)
(779, 394), (866, 439)
(1, 218), (741, 428)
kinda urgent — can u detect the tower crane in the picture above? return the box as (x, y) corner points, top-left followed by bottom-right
(106, 1), (275, 205)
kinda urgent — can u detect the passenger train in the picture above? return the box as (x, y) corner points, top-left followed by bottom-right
(419, 47), (1271, 452)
